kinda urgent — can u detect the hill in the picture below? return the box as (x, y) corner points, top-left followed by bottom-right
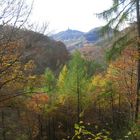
(84, 27), (102, 43)
(0, 26), (69, 74)
(52, 29), (84, 40)
(51, 27), (112, 51)
(21, 30), (69, 74)
(51, 29), (85, 51)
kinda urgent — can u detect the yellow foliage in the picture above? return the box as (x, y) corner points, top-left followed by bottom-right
(91, 74), (106, 88)
(57, 65), (68, 89)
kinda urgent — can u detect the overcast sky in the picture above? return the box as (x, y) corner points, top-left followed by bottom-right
(29, 0), (112, 33)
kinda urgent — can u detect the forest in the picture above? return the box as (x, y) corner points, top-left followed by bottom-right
(1, 0), (140, 140)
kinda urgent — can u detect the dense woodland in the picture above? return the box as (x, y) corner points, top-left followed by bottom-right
(1, 0), (140, 140)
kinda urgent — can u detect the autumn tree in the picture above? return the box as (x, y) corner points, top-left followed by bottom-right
(88, 46), (140, 139)
(0, 1), (35, 139)
(106, 47), (137, 121)
(98, 0), (140, 122)
(57, 65), (68, 92)
(0, 0), (34, 97)
(23, 93), (49, 139)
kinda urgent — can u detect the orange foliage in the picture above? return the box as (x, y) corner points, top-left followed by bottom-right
(0, 40), (35, 91)
(107, 47), (137, 109)
(26, 93), (49, 113)
(90, 47), (138, 112)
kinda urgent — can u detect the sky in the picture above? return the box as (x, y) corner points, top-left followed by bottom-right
(29, 0), (112, 33)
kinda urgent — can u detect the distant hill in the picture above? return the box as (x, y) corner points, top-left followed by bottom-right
(51, 27), (112, 51)
(84, 27), (102, 43)
(51, 29), (85, 51)
(52, 29), (84, 40)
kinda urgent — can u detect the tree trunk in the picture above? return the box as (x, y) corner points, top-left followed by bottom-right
(110, 93), (115, 125)
(38, 114), (43, 139)
(25, 110), (33, 140)
(1, 110), (6, 140)
(135, 0), (140, 122)
(77, 67), (80, 123)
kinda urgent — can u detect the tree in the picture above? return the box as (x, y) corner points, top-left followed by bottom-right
(97, 0), (140, 122)
(0, 0), (33, 27)
(0, 40), (36, 104)
(135, 0), (140, 122)
(43, 68), (56, 93)
(66, 51), (88, 122)
(106, 47), (137, 121)
(57, 65), (68, 92)
(0, 0), (34, 99)
(0, 2), (34, 138)
(25, 93), (49, 139)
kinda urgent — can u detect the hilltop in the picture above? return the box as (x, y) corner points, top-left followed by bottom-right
(51, 27), (112, 51)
